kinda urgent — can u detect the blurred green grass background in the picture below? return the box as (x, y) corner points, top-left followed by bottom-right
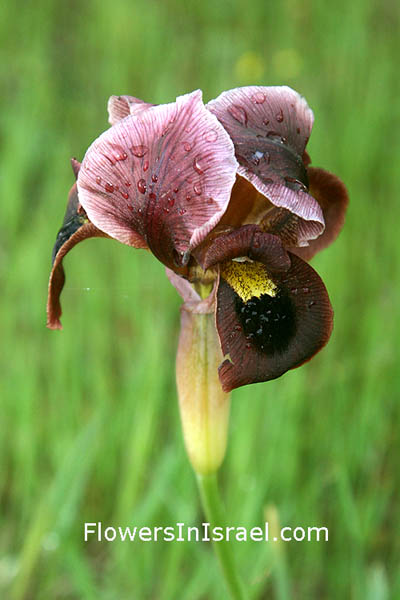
(1, 0), (400, 598)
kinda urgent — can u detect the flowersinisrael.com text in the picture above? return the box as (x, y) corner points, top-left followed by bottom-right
(84, 522), (328, 543)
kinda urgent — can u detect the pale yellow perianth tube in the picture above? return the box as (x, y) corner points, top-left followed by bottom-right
(176, 307), (231, 475)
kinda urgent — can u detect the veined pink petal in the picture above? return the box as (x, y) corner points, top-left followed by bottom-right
(207, 86), (324, 244)
(207, 85), (313, 163)
(78, 90), (238, 269)
(107, 95), (154, 126)
(240, 172), (325, 245)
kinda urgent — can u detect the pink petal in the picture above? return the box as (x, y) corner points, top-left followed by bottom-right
(165, 268), (201, 303)
(78, 90), (238, 269)
(241, 174), (324, 245)
(107, 95), (154, 126)
(207, 86), (324, 244)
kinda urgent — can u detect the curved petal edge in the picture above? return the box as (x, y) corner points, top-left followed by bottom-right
(78, 90), (238, 270)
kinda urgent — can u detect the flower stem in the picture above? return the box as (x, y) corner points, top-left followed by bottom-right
(196, 472), (247, 600)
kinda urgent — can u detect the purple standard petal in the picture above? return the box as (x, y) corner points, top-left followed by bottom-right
(78, 90), (238, 270)
(107, 95), (154, 126)
(207, 86), (324, 245)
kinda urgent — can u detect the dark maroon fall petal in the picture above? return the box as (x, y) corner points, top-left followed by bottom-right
(47, 221), (109, 330)
(199, 225), (291, 274)
(216, 253), (333, 392)
(107, 95), (154, 126)
(78, 90), (238, 271)
(47, 176), (113, 329)
(289, 167), (349, 261)
(207, 86), (324, 245)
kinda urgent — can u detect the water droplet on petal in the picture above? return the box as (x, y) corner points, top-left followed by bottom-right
(167, 195), (175, 207)
(173, 186), (179, 194)
(178, 208), (186, 215)
(125, 181), (131, 187)
(204, 129), (218, 142)
(131, 145), (148, 157)
(252, 91), (266, 104)
(267, 131), (287, 144)
(193, 156), (205, 175)
(151, 174), (158, 183)
(115, 151), (128, 161)
(105, 183), (114, 193)
(251, 150), (264, 166)
(137, 179), (147, 194)
(263, 118), (270, 126)
(183, 141), (192, 152)
(108, 155), (119, 166)
(308, 300), (316, 308)
(228, 104), (248, 126)
(193, 183), (202, 196)
(121, 191), (129, 199)
(143, 160), (149, 172)
(285, 176), (308, 193)
(276, 109), (284, 123)
(95, 176), (102, 185)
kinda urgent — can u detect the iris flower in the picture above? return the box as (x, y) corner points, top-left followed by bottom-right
(47, 86), (348, 392)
